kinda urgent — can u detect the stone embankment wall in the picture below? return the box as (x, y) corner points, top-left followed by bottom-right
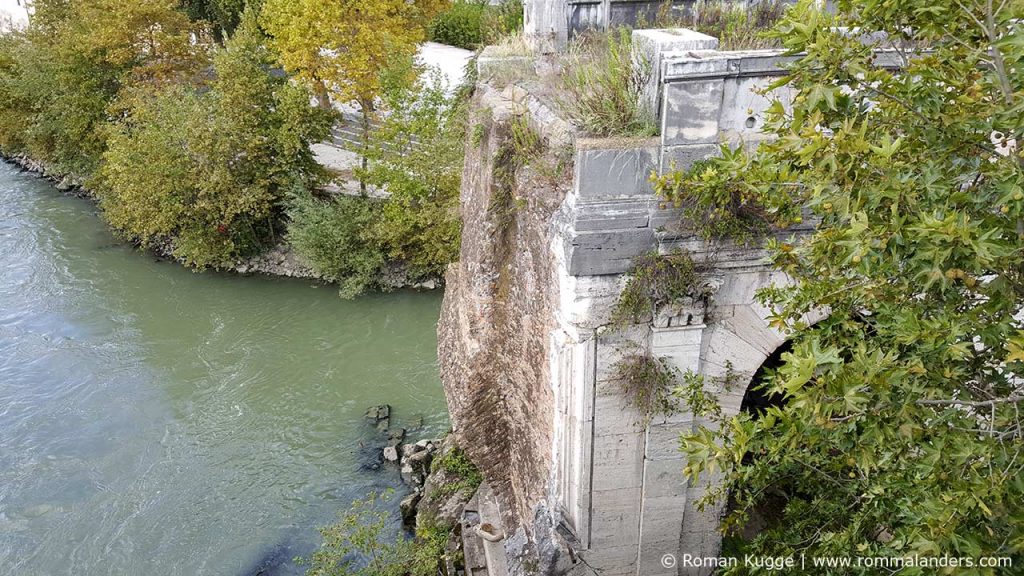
(440, 27), (902, 576)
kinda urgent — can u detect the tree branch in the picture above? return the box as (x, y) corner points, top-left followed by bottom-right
(917, 395), (1024, 408)
(983, 0), (1015, 105)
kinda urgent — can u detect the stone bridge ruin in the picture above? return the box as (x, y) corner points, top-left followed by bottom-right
(439, 11), (900, 576)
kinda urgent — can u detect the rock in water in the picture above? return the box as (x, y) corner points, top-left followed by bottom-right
(244, 543), (292, 576)
(400, 492), (421, 529)
(387, 428), (406, 447)
(397, 444), (434, 483)
(383, 445), (399, 462)
(364, 404), (391, 432)
(356, 444), (384, 471)
(364, 404), (390, 421)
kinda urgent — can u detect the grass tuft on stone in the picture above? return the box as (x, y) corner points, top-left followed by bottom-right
(557, 28), (658, 138)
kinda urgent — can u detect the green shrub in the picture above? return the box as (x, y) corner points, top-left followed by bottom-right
(0, 28), (118, 175)
(428, 0), (524, 49)
(481, 0), (524, 44)
(432, 446), (484, 496)
(558, 28), (657, 137)
(359, 69), (465, 282)
(300, 491), (451, 576)
(290, 64), (466, 296)
(0, 0), (204, 177)
(286, 191), (386, 298)
(611, 249), (703, 326)
(428, 0), (487, 49)
(0, 33), (32, 156)
(97, 16), (331, 268)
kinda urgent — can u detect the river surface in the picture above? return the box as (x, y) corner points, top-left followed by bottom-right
(0, 161), (449, 575)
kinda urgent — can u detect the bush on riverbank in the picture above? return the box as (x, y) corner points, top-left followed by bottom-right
(286, 191), (387, 298)
(96, 15), (331, 268)
(300, 491), (451, 576)
(0, 0), (199, 176)
(0, 0), (464, 292)
(286, 66), (466, 296)
(359, 69), (465, 282)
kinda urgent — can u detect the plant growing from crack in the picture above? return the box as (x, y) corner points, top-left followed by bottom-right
(609, 348), (681, 426)
(610, 249), (708, 327)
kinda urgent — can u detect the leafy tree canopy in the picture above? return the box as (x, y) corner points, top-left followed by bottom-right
(0, 0), (205, 173)
(259, 0), (448, 111)
(96, 13), (331, 268)
(359, 68), (464, 281)
(669, 0), (1024, 572)
(179, 0), (251, 41)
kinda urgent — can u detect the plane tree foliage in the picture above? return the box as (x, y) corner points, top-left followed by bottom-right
(259, 0), (450, 179)
(659, 0), (1024, 572)
(260, 0), (448, 111)
(179, 0), (251, 41)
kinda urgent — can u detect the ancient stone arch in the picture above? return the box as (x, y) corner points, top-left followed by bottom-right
(441, 28), (892, 576)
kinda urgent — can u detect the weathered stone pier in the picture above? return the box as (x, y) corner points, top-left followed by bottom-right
(441, 5), (901, 575)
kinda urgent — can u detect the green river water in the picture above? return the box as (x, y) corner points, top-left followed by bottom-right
(0, 161), (450, 575)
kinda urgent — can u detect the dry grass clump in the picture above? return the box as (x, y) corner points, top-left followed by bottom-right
(557, 28), (657, 137)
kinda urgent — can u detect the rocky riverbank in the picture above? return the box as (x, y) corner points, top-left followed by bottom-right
(361, 403), (481, 574)
(2, 153), (441, 290)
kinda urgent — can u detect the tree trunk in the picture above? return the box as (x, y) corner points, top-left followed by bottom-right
(314, 80), (332, 111)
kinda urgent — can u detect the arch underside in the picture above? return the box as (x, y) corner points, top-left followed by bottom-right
(562, 266), (824, 576)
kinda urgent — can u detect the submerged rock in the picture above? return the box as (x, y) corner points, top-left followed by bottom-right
(356, 444), (384, 471)
(244, 542), (293, 576)
(364, 404), (390, 422)
(387, 428), (406, 447)
(364, 404), (391, 432)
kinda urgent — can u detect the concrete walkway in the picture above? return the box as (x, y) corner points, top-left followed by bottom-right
(315, 42), (473, 194)
(418, 41), (475, 93)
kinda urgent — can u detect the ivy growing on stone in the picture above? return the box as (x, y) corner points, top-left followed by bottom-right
(431, 446), (484, 497)
(488, 114), (542, 229)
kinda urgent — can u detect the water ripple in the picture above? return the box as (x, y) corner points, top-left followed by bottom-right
(0, 162), (448, 576)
